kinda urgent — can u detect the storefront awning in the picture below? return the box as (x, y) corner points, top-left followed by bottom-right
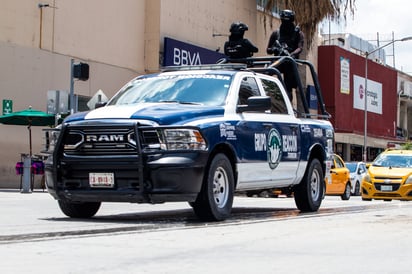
(335, 133), (393, 149)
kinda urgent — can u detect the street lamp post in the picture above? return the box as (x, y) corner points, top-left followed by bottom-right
(363, 36), (412, 162)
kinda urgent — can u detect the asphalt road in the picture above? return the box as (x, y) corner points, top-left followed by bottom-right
(0, 190), (410, 274)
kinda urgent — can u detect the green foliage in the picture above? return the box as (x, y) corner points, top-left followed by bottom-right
(401, 142), (412, 150)
(262, 0), (356, 48)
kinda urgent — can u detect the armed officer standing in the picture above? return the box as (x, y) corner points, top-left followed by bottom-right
(224, 22), (258, 59)
(266, 10), (304, 101)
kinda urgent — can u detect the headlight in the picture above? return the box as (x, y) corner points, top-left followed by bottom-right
(142, 128), (207, 151)
(42, 128), (61, 154)
(405, 175), (412, 184)
(163, 129), (206, 150)
(363, 174), (371, 183)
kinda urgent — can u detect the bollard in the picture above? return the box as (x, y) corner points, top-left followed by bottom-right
(21, 156), (32, 193)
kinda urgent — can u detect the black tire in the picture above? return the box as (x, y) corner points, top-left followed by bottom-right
(362, 197), (372, 201)
(354, 181), (361, 196)
(341, 182), (351, 200)
(58, 200), (101, 218)
(294, 158), (324, 212)
(192, 154), (234, 221)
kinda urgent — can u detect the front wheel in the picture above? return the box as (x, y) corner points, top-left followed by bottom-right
(192, 154), (234, 221)
(294, 158), (324, 212)
(58, 200), (101, 218)
(341, 182), (351, 200)
(353, 181), (361, 196)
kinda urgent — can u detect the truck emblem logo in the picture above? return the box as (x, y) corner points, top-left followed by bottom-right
(86, 135), (124, 142)
(267, 128), (282, 170)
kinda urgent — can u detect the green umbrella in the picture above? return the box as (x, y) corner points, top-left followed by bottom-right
(0, 107), (55, 156)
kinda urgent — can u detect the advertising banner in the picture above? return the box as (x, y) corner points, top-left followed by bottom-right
(353, 75), (382, 114)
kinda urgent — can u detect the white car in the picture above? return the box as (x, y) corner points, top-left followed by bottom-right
(345, 162), (366, 196)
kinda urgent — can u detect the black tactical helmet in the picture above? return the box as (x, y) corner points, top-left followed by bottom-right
(229, 22), (249, 34)
(280, 9), (295, 22)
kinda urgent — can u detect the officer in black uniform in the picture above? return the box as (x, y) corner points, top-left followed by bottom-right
(266, 10), (304, 101)
(224, 22), (258, 59)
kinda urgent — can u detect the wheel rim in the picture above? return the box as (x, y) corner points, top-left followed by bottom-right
(310, 168), (321, 201)
(213, 166), (229, 208)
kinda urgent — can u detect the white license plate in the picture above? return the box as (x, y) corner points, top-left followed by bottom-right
(380, 185), (392, 192)
(89, 173), (114, 188)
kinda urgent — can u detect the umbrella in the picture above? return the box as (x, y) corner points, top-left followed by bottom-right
(0, 107), (55, 156)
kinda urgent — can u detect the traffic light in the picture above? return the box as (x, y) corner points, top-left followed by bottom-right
(73, 62), (89, 81)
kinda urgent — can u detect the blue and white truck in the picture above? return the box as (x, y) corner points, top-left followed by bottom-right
(44, 57), (334, 221)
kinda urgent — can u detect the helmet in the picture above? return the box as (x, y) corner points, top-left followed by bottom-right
(280, 10), (295, 22)
(229, 22), (249, 34)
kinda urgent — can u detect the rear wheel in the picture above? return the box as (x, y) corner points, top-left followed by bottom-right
(341, 182), (351, 200)
(58, 200), (101, 218)
(294, 158), (324, 212)
(192, 154), (234, 221)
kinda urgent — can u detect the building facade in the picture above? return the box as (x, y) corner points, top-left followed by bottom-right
(2, 1), (409, 188)
(318, 45), (412, 162)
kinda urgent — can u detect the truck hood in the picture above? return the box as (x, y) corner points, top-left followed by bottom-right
(64, 103), (224, 125)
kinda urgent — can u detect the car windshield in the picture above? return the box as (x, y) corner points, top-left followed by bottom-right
(373, 154), (412, 168)
(108, 74), (231, 106)
(345, 163), (357, 172)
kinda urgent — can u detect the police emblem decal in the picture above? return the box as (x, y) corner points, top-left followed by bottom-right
(267, 128), (282, 169)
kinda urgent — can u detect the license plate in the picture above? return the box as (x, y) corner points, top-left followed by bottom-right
(380, 185), (392, 192)
(89, 173), (114, 188)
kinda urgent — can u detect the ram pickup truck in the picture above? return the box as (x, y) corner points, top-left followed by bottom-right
(44, 57), (334, 221)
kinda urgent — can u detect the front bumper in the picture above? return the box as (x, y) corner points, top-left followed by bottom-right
(46, 152), (208, 203)
(361, 181), (412, 200)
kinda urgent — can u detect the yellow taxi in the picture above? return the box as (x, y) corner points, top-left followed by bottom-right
(361, 149), (412, 201)
(325, 154), (351, 200)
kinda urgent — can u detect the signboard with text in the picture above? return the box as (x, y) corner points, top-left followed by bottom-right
(353, 75), (382, 114)
(340, 57), (350, 94)
(163, 37), (225, 66)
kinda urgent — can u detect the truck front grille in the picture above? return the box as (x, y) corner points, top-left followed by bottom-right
(63, 126), (138, 156)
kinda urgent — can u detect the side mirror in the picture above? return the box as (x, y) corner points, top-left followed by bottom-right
(237, 96), (271, 113)
(95, 101), (107, 109)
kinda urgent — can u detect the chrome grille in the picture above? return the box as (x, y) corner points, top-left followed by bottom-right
(374, 183), (401, 191)
(63, 127), (137, 156)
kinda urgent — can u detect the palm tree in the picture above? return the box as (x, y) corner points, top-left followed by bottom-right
(263, 0), (356, 48)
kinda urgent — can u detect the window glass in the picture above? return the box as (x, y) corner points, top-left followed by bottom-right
(256, 0), (281, 16)
(335, 155), (344, 168)
(108, 74), (231, 106)
(261, 78), (288, 114)
(238, 77), (260, 105)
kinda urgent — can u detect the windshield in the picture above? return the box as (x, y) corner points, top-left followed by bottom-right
(373, 154), (412, 168)
(108, 74), (231, 106)
(345, 163), (357, 172)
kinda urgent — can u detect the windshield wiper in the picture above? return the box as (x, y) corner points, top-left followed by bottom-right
(159, 100), (201, 105)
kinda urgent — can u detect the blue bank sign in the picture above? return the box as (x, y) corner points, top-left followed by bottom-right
(163, 37), (226, 66)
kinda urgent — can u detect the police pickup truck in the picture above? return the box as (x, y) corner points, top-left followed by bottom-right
(43, 56), (334, 221)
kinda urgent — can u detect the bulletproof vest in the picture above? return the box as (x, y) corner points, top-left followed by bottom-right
(224, 39), (254, 58)
(278, 27), (300, 51)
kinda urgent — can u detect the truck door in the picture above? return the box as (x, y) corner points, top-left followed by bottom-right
(235, 76), (301, 189)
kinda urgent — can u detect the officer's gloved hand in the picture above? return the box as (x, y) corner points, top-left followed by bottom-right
(269, 46), (281, 56)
